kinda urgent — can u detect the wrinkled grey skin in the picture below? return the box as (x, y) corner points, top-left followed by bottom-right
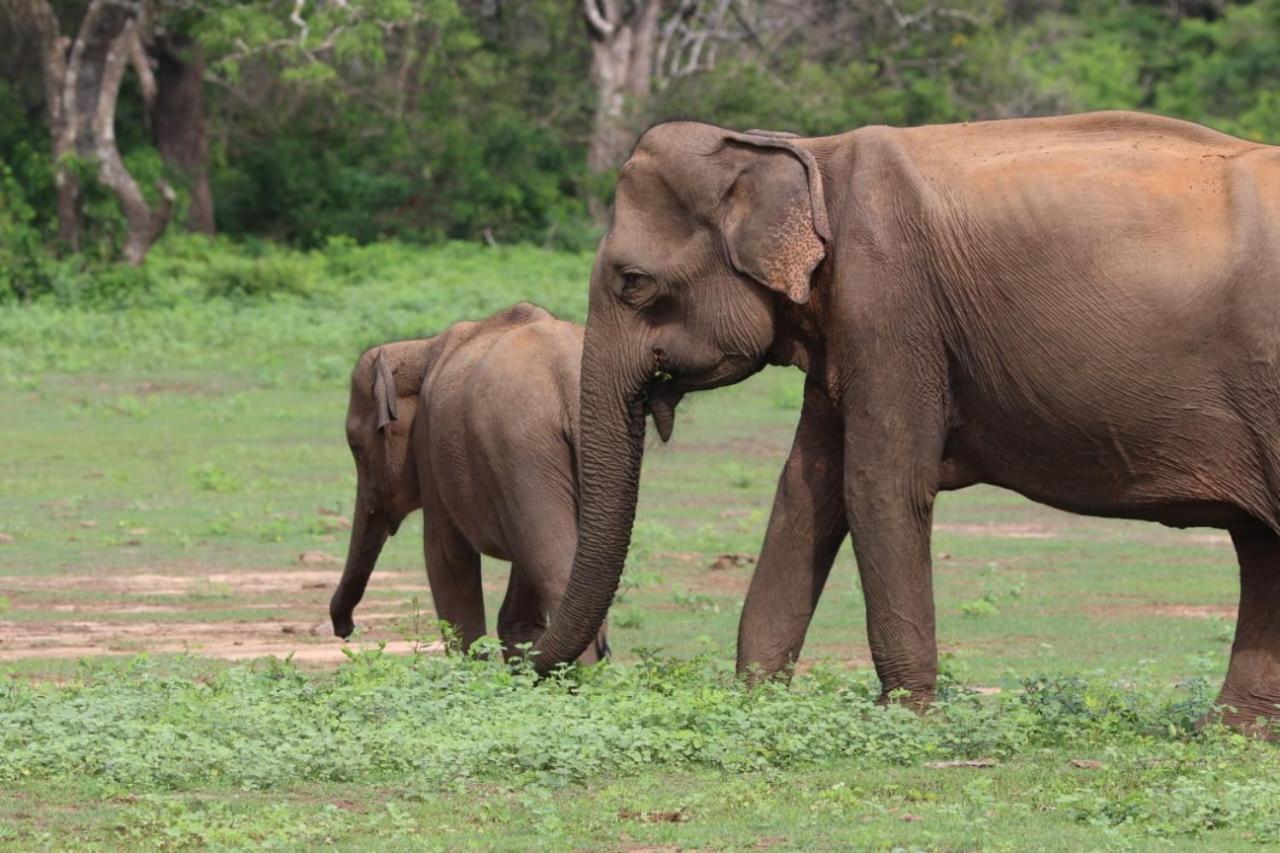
(531, 111), (1280, 734)
(329, 303), (608, 663)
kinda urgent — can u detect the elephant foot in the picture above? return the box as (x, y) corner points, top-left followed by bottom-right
(1199, 690), (1280, 740)
(498, 620), (546, 659)
(876, 686), (936, 713)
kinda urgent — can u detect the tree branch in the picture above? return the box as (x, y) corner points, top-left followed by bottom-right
(126, 25), (156, 109)
(583, 0), (615, 38)
(290, 0), (309, 46)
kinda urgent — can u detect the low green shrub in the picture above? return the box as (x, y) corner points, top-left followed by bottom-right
(0, 160), (57, 302)
(0, 651), (1232, 795)
(0, 233), (595, 313)
(0, 238), (593, 384)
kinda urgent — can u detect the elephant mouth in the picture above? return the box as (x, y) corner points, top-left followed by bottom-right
(644, 354), (764, 442)
(673, 354), (765, 392)
(644, 377), (683, 442)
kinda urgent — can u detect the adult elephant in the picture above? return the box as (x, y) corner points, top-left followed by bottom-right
(533, 111), (1280, 732)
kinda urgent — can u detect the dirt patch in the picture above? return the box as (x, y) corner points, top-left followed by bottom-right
(652, 551), (703, 564)
(133, 380), (207, 396)
(0, 563), (438, 666)
(934, 522), (1056, 540)
(1185, 533), (1232, 547)
(16, 603), (186, 615)
(0, 615), (441, 663)
(675, 436), (786, 460)
(693, 570), (752, 597)
(6, 569), (418, 597)
(708, 553), (756, 572)
(1086, 603), (1236, 621)
(791, 650), (874, 674)
(1152, 603), (1236, 620)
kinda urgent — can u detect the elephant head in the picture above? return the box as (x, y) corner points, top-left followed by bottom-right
(531, 122), (831, 671)
(329, 339), (433, 638)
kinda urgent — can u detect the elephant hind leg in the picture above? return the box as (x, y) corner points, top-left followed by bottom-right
(526, 559), (609, 666)
(513, 543), (609, 666)
(502, 484), (608, 665)
(497, 565), (548, 660)
(423, 515), (486, 653)
(1214, 524), (1280, 738)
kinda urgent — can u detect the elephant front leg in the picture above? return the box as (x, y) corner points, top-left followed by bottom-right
(1215, 525), (1280, 737)
(738, 377), (848, 682)
(843, 386), (945, 707)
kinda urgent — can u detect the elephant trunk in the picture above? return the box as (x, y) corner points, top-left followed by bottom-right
(532, 328), (649, 673)
(330, 495), (391, 638)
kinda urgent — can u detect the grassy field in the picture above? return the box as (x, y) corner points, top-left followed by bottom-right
(0, 239), (1271, 849)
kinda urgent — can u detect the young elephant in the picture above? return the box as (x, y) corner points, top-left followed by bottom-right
(329, 303), (608, 663)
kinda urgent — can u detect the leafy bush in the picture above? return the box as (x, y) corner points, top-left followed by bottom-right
(0, 161), (55, 302)
(0, 651), (1234, 793)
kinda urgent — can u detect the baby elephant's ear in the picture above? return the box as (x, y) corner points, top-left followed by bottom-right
(719, 134), (830, 305)
(373, 349), (398, 433)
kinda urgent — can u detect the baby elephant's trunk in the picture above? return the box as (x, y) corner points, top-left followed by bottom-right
(329, 497), (390, 638)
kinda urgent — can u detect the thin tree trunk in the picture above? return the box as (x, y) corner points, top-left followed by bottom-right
(3, 0), (82, 247)
(8, 0), (175, 262)
(583, 0), (663, 224)
(152, 37), (215, 234)
(93, 21), (175, 263)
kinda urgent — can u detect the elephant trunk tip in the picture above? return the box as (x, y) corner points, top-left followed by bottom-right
(331, 616), (354, 640)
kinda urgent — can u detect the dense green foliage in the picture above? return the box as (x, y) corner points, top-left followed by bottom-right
(0, 238), (590, 387)
(5, 652), (1280, 846)
(0, 652), (1173, 789)
(3, 0), (1279, 300)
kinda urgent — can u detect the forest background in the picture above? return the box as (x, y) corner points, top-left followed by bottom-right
(1, 0), (1278, 298)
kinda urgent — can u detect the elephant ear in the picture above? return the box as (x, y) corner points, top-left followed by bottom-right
(372, 349), (398, 433)
(719, 133), (831, 305)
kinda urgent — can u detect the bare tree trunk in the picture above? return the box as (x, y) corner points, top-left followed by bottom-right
(6, 0), (174, 262)
(152, 37), (214, 234)
(583, 0), (663, 223)
(84, 15), (175, 264)
(2, 0), (82, 247)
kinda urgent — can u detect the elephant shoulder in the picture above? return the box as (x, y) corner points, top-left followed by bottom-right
(840, 125), (941, 243)
(428, 301), (544, 375)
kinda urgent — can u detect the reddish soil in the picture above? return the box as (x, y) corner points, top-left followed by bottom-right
(1085, 602), (1237, 621)
(933, 522), (1056, 540)
(0, 565), (439, 666)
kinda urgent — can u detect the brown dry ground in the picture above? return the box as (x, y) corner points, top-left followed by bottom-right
(0, 562), (440, 665)
(0, 504), (1240, 677)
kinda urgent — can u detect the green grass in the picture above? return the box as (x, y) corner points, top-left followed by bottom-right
(0, 238), (1266, 848)
(0, 652), (1275, 849)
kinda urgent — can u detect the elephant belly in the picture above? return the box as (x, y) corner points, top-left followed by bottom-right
(943, 388), (1271, 530)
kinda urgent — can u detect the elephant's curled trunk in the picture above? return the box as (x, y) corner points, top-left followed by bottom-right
(532, 345), (648, 673)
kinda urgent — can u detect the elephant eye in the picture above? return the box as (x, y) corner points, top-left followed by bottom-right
(619, 270), (656, 304)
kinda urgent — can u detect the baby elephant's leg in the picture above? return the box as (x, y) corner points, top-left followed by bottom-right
(498, 566), (548, 659)
(513, 521), (609, 665)
(423, 515), (486, 653)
